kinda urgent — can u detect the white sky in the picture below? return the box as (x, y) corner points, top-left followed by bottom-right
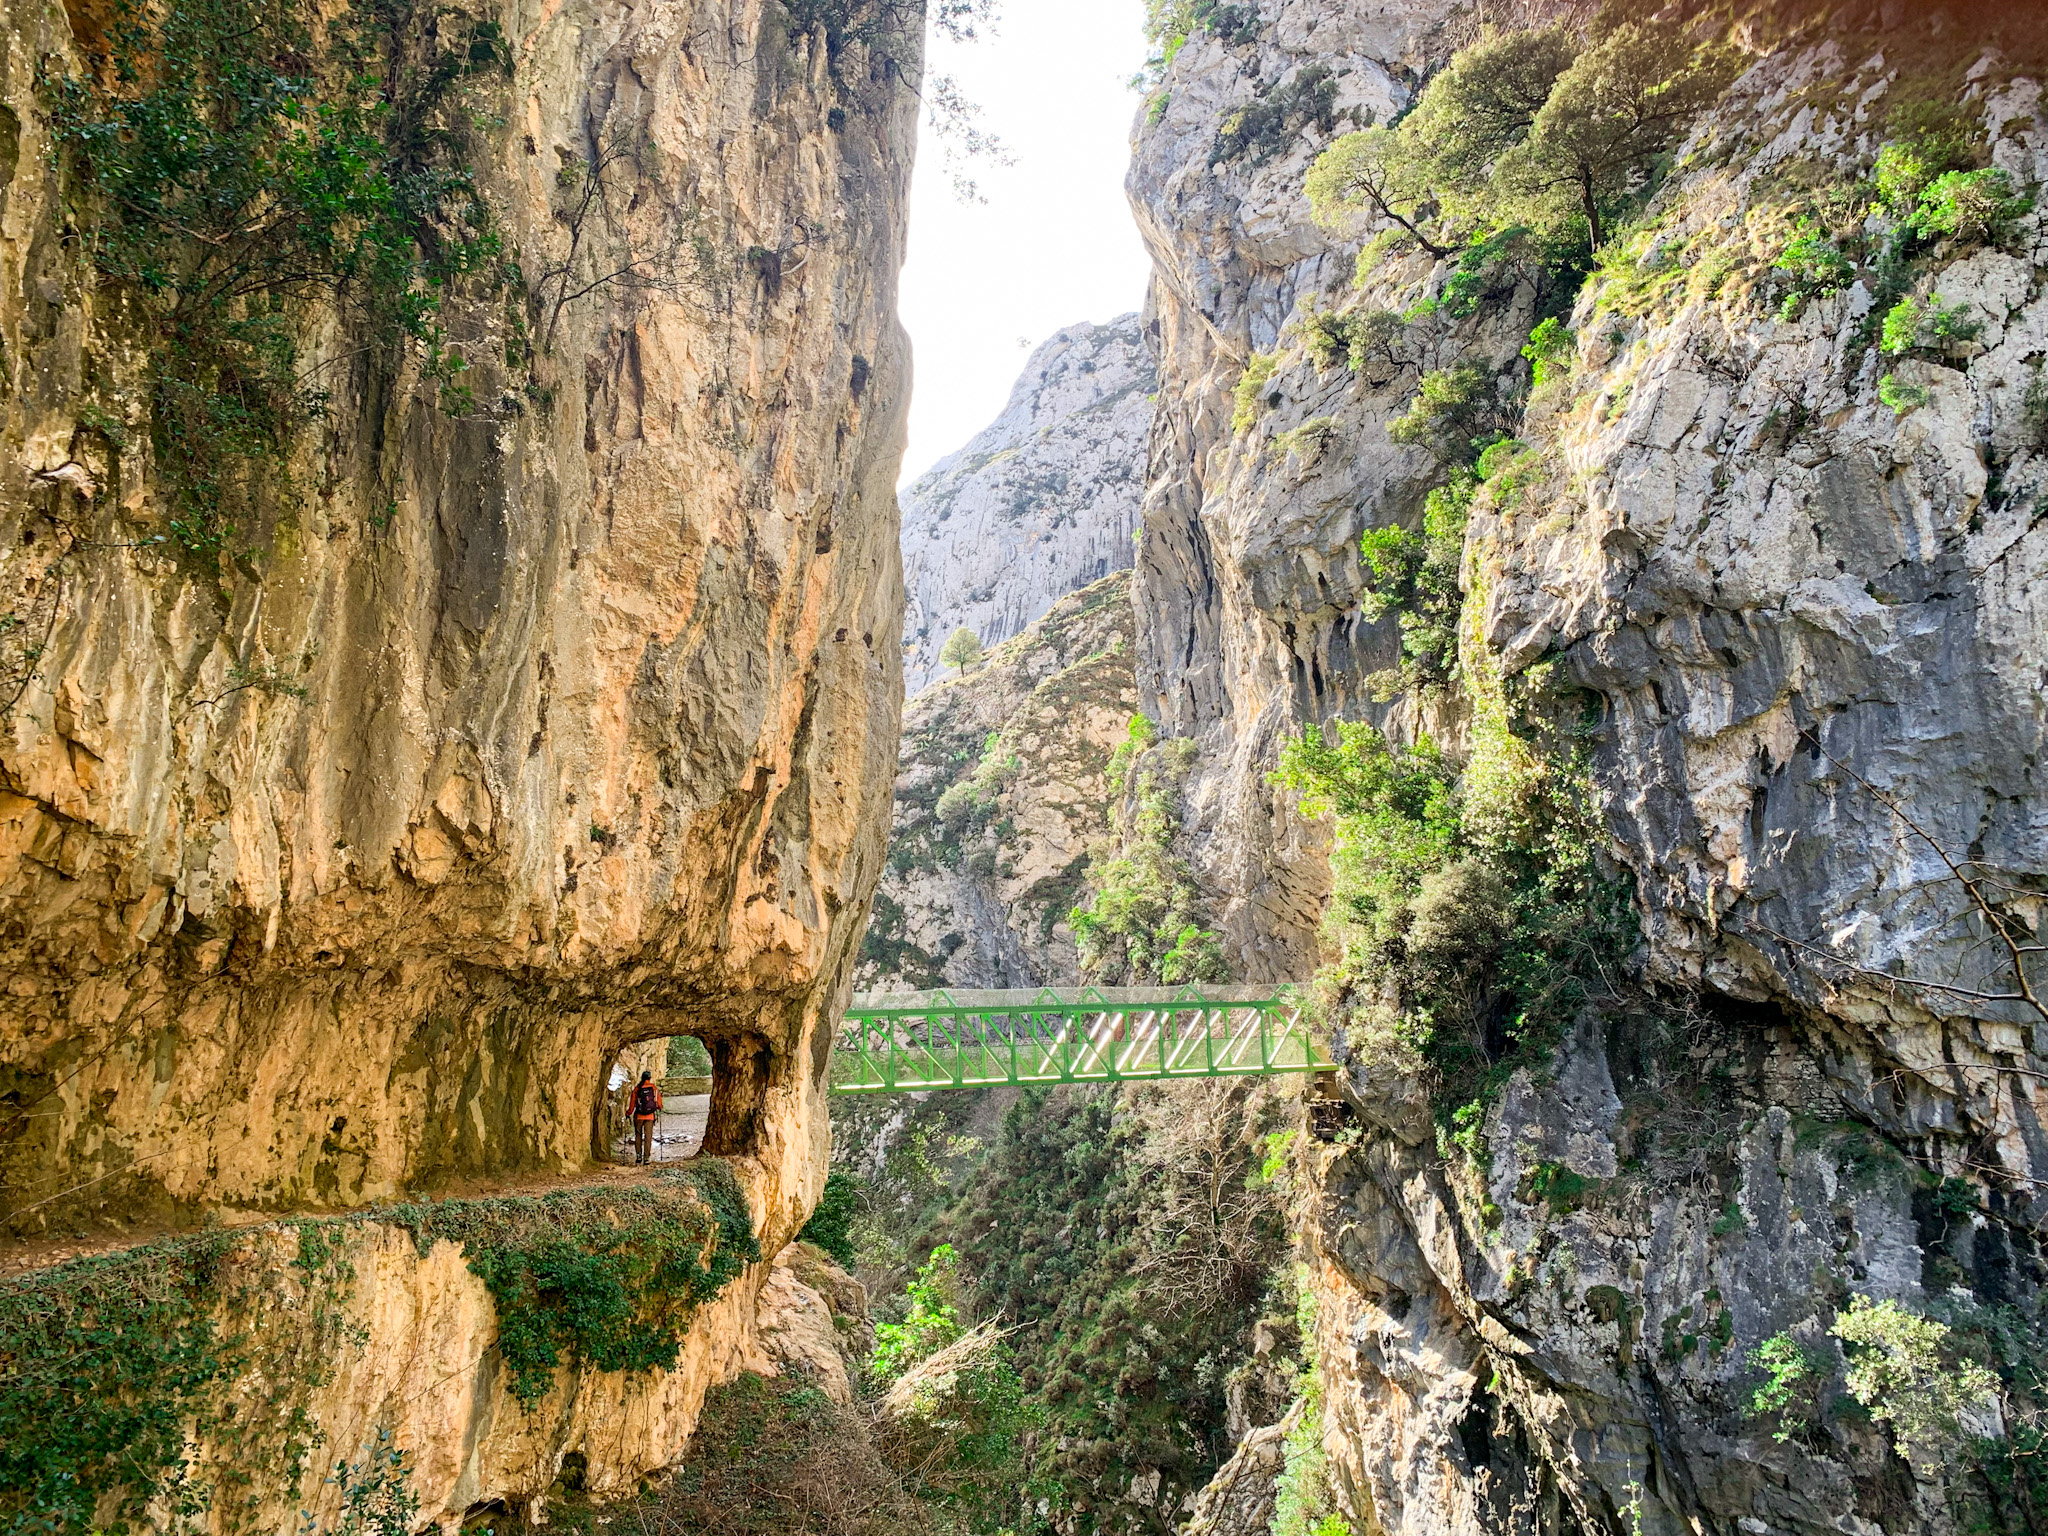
(896, 2), (1155, 482)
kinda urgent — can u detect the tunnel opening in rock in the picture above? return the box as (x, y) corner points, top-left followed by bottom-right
(599, 1032), (715, 1165)
(597, 1029), (775, 1165)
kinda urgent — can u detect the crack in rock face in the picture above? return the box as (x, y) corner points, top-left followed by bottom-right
(1130, 2), (2048, 1532)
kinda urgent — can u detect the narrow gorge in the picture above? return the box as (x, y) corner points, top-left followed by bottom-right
(4, 1), (2047, 1535)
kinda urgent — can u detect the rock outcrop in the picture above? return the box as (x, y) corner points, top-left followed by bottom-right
(1132, 4), (2048, 1534)
(0, 0), (915, 1240)
(1126, 0), (1464, 981)
(899, 316), (1153, 695)
(859, 573), (1136, 990)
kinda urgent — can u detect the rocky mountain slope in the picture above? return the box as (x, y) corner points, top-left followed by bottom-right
(859, 572), (1137, 990)
(1127, 2), (2048, 1533)
(899, 316), (1154, 694)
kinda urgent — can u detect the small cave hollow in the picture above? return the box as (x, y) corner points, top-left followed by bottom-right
(594, 1029), (772, 1166)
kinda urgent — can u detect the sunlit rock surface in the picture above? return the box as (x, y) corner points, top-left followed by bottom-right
(899, 316), (1153, 695)
(0, 0), (915, 1237)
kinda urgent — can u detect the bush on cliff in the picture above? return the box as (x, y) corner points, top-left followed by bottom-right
(47, 0), (509, 563)
(1307, 16), (1736, 266)
(1272, 654), (1630, 1138)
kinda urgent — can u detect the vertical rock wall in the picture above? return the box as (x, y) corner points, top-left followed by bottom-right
(899, 316), (1154, 695)
(1126, 0), (1465, 980)
(0, 0), (916, 1243)
(1130, 4), (2048, 1533)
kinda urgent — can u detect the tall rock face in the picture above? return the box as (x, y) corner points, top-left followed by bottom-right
(1126, 0), (1463, 980)
(859, 573), (1136, 991)
(1133, 4), (2048, 1535)
(0, 0), (915, 1248)
(898, 316), (1153, 695)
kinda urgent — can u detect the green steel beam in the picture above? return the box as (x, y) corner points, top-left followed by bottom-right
(829, 985), (1329, 1094)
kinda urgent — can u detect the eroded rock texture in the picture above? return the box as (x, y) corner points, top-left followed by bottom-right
(1136, 5), (2048, 1534)
(859, 573), (1136, 990)
(899, 316), (1153, 695)
(0, 0), (915, 1238)
(1127, 0), (1472, 980)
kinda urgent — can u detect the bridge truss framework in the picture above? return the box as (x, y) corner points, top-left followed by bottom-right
(830, 985), (1329, 1094)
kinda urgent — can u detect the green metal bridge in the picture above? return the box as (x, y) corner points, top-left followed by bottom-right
(829, 985), (1330, 1094)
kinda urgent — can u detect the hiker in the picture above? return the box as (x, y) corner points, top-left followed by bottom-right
(631, 1070), (662, 1164)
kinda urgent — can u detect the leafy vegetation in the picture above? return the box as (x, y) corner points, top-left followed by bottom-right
(1773, 218), (1855, 320)
(1832, 1296), (1999, 1463)
(940, 626), (985, 675)
(0, 1158), (756, 1531)
(384, 1163), (759, 1407)
(1305, 17), (1735, 265)
(799, 1169), (862, 1266)
(1136, 0), (1257, 94)
(1071, 733), (1226, 985)
(1910, 168), (2031, 245)
(1232, 350), (1280, 434)
(870, 1244), (969, 1379)
(1273, 650), (1628, 1139)
(49, 0), (510, 564)
(1357, 474), (1471, 687)
(826, 1076), (1293, 1536)
(1270, 1271), (1350, 1536)
(1212, 64), (1338, 169)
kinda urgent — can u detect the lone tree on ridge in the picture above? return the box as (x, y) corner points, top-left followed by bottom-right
(940, 626), (984, 676)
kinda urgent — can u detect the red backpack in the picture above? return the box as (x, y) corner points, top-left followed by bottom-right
(633, 1081), (660, 1117)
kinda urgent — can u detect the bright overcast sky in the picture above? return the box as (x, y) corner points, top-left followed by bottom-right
(896, 2), (1155, 482)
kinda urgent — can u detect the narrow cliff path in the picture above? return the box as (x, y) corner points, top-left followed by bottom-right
(1, 1094), (717, 1281)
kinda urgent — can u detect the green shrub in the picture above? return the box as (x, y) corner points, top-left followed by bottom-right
(1748, 1333), (1827, 1441)
(1212, 64), (1337, 168)
(0, 1232), (249, 1530)
(1073, 734), (1225, 985)
(1232, 351), (1280, 434)
(1273, 656), (1629, 1130)
(1880, 293), (1982, 357)
(1873, 99), (1979, 210)
(1832, 1295), (1998, 1461)
(1387, 365), (1510, 469)
(1105, 712), (1156, 790)
(1911, 167), (2031, 246)
(798, 1171), (862, 1266)
(48, 0), (508, 563)
(1356, 472), (1471, 685)
(1773, 219), (1854, 320)
(1878, 373), (1931, 416)
(1524, 1160), (1594, 1215)
(871, 1245), (967, 1381)
(1521, 316), (1575, 388)
(388, 1163), (759, 1407)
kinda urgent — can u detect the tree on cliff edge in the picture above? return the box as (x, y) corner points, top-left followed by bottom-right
(940, 627), (984, 676)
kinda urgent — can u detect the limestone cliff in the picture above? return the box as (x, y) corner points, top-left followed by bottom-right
(859, 572), (1136, 991)
(0, 0), (914, 1242)
(1126, 0), (1461, 981)
(899, 316), (1153, 696)
(1131, 3), (2048, 1534)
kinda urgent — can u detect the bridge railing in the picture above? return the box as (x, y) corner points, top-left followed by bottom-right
(830, 986), (1328, 1093)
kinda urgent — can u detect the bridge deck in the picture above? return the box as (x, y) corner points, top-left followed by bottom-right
(831, 986), (1329, 1093)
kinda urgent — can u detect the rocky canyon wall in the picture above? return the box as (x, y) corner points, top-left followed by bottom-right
(899, 315), (1153, 695)
(1130, 3), (2048, 1534)
(859, 572), (1137, 992)
(0, 0), (915, 1239)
